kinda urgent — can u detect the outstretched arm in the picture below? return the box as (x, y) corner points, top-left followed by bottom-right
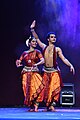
(57, 47), (75, 75)
(30, 20), (46, 49)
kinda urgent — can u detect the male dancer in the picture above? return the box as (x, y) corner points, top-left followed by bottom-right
(30, 20), (75, 111)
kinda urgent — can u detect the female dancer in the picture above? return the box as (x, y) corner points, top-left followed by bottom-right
(16, 36), (44, 112)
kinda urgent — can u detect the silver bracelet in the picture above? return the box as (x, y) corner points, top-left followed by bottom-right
(31, 29), (34, 32)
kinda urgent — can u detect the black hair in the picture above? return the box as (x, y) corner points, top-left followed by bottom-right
(28, 36), (35, 43)
(46, 32), (56, 39)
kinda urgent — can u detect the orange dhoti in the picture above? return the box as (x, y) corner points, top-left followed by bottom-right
(43, 71), (62, 106)
(21, 71), (44, 107)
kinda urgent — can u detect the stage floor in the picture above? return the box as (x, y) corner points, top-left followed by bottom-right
(0, 107), (80, 120)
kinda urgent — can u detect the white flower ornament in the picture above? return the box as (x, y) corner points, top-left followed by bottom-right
(26, 36), (31, 47)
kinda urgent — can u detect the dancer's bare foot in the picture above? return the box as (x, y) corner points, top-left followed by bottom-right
(28, 109), (34, 112)
(49, 106), (56, 112)
(34, 104), (38, 112)
(42, 108), (47, 112)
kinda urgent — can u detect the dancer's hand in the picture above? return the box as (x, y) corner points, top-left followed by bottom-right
(31, 64), (37, 71)
(70, 65), (75, 75)
(33, 63), (37, 67)
(30, 20), (36, 29)
(16, 59), (23, 67)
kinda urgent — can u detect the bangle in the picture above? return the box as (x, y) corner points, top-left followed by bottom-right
(31, 28), (34, 32)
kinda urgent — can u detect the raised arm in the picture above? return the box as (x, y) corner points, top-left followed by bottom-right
(30, 20), (46, 49)
(57, 47), (75, 75)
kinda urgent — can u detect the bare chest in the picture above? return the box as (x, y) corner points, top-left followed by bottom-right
(44, 46), (54, 67)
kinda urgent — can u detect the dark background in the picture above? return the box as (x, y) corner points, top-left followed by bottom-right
(0, 0), (80, 107)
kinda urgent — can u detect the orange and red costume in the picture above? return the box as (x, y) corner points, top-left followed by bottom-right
(42, 46), (63, 107)
(19, 49), (44, 107)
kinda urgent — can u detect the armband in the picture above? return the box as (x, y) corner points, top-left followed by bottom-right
(31, 28), (34, 32)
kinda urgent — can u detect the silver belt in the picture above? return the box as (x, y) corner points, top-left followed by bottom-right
(22, 66), (39, 72)
(43, 66), (60, 73)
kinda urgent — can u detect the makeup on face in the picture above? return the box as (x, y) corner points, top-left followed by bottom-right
(31, 38), (37, 43)
(50, 35), (56, 38)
